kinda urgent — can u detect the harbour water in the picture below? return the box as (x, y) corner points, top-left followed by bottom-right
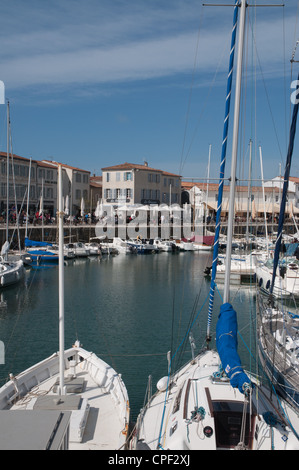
(0, 250), (257, 422)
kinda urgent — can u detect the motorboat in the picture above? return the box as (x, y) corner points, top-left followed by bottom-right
(64, 242), (90, 257)
(85, 242), (102, 256)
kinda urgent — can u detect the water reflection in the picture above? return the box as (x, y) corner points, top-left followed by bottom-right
(0, 251), (256, 421)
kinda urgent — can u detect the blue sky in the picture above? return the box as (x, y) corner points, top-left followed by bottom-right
(0, 0), (299, 183)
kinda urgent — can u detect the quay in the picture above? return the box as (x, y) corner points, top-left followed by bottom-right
(0, 220), (296, 250)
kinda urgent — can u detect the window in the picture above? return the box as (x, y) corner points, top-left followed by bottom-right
(124, 172), (132, 181)
(75, 173), (81, 183)
(46, 187), (53, 198)
(148, 173), (152, 182)
(75, 189), (81, 200)
(106, 189), (111, 199)
(83, 189), (88, 199)
(83, 174), (89, 184)
(39, 169), (45, 179)
(126, 188), (132, 198)
(116, 172), (120, 182)
(106, 172), (110, 182)
(116, 188), (121, 198)
(46, 170), (53, 180)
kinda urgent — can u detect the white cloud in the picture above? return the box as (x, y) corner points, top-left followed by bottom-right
(0, 0), (296, 96)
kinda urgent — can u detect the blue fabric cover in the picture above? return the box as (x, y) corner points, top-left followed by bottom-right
(25, 237), (52, 247)
(216, 302), (251, 394)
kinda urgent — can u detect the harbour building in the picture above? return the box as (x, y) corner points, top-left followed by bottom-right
(101, 161), (181, 206)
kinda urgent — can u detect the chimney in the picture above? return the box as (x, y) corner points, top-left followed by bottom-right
(144, 160), (148, 167)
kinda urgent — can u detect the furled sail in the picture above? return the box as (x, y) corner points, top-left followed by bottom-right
(216, 303), (251, 394)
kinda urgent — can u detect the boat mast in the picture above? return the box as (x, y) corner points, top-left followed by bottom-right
(269, 77), (299, 297)
(58, 164), (65, 395)
(246, 140), (252, 242)
(259, 145), (269, 257)
(206, 0), (239, 342)
(6, 102), (9, 252)
(205, 144), (211, 235)
(25, 159), (32, 239)
(223, 0), (247, 303)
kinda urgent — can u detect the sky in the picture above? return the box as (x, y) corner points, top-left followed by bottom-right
(0, 0), (299, 184)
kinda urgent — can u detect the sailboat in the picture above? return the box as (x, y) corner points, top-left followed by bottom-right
(256, 68), (299, 411)
(0, 241), (25, 287)
(0, 101), (25, 287)
(0, 165), (130, 450)
(130, 1), (299, 450)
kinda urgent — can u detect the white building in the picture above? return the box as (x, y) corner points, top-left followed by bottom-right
(42, 160), (91, 217)
(182, 180), (299, 220)
(102, 162), (181, 206)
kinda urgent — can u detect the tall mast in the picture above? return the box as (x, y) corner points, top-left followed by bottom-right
(25, 159), (32, 239)
(259, 145), (269, 256)
(6, 102), (9, 249)
(206, 0), (239, 341)
(205, 144), (211, 235)
(58, 164), (65, 395)
(246, 140), (252, 242)
(223, 0), (247, 303)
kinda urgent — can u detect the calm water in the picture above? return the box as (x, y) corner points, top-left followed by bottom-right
(0, 251), (257, 421)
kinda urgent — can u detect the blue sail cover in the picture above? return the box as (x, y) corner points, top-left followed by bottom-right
(216, 303), (251, 394)
(25, 237), (53, 247)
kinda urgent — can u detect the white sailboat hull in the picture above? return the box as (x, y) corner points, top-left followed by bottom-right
(256, 262), (299, 298)
(0, 344), (130, 450)
(131, 349), (299, 450)
(0, 260), (25, 287)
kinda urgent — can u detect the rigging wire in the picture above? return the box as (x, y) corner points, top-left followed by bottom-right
(179, 4), (204, 176)
(178, 5), (236, 176)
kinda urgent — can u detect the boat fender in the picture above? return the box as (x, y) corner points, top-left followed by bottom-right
(0, 276), (4, 286)
(157, 376), (169, 392)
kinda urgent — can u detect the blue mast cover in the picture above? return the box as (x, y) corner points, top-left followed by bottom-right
(216, 303), (251, 394)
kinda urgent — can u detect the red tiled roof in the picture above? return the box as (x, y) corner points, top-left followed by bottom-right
(181, 181), (280, 192)
(42, 159), (90, 173)
(101, 162), (181, 177)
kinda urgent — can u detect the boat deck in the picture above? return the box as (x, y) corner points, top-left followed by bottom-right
(10, 366), (127, 450)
